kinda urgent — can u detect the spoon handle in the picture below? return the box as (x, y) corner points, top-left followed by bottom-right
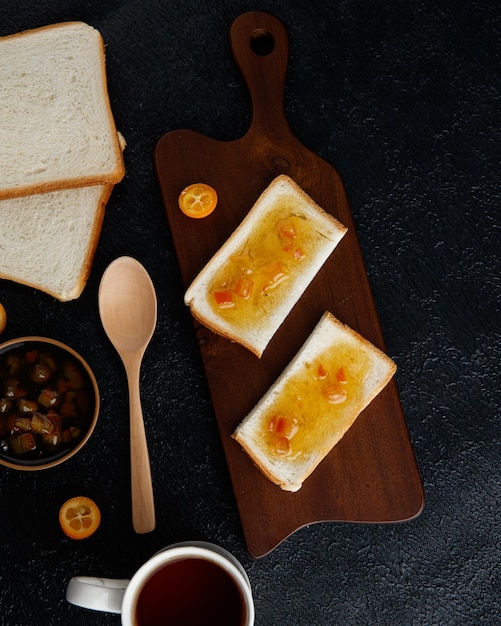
(125, 353), (156, 534)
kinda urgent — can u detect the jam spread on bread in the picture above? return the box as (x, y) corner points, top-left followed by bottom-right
(262, 343), (371, 458)
(208, 201), (317, 323)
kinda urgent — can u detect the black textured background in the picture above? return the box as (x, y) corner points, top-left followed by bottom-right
(0, 1), (499, 625)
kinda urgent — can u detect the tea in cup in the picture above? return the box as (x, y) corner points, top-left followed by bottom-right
(66, 541), (254, 625)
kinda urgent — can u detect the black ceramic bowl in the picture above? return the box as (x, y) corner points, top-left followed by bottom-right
(0, 337), (99, 470)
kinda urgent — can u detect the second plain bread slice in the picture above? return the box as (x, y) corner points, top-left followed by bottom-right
(0, 22), (125, 199)
(0, 185), (112, 301)
(184, 175), (348, 357)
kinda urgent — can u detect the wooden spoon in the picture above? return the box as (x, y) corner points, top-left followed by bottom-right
(98, 256), (157, 534)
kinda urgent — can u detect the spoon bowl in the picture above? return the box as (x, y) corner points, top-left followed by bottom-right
(99, 262), (157, 353)
(99, 256), (157, 534)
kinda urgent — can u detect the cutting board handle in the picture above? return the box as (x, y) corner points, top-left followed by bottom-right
(230, 12), (291, 139)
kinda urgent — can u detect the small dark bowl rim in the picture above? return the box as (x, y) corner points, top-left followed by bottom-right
(0, 336), (100, 471)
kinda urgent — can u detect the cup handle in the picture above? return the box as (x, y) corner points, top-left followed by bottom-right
(66, 576), (130, 614)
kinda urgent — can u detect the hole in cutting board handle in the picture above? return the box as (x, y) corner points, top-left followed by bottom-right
(250, 29), (275, 56)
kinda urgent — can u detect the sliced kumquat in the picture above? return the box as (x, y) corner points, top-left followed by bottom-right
(234, 277), (254, 299)
(323, 383), (348, 405)
(274, 435), (291, 456)
(261, 261), (289, 292)
(59, 496), (101, 540)
(0, 304), (6, 335)
(214, 289), (234, 309)
(336, 366), (347, 384)
(278, 221), (297, 239)
(316, 364), (328, 380)
(275, 416), (299, 439)
(268, 415), (299, 457)
(178, 183), (218, 219)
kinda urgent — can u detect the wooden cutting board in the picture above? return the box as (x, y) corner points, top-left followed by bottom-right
(155, 11), (424, 558)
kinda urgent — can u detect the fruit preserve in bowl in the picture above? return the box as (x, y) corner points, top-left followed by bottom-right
(0, 337), (99, 470)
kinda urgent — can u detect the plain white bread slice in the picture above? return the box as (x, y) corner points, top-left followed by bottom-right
(184, 175), (348, 357)
(232, 311), (397, 492)
(0, 22), (125, 200)
(0, 185), (112, 301)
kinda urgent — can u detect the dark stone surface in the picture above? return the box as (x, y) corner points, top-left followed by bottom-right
(0, 1), (499, 624)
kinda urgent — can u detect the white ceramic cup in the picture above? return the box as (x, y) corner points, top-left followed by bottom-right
(66, 541), (254, 625)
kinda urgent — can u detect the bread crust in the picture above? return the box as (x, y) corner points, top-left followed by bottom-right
(232, 311), (397, 491)
(185, 175), (348, 357)
(71, 185), (114, 300)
